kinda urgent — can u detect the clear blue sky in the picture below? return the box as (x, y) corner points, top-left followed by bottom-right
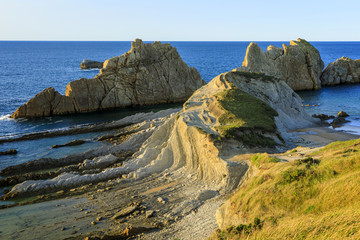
(1, 0), (359, 41)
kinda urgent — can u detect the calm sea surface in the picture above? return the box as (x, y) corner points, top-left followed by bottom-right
(0, 41), (359, 170)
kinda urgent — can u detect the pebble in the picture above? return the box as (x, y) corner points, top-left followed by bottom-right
(91, 221), (96, 225)
(145, 210), (155, 218)
(96, 217), (102, 221)
(157, 197), (166, 204)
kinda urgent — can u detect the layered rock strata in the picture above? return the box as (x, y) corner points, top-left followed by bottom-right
(321, 57), (360, 86)
(4, 70), (315, 199)
(11, 39), (204, 118)
(236, 38), (324, 91)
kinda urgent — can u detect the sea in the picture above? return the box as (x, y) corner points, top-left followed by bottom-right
(0, 41), (359, 171)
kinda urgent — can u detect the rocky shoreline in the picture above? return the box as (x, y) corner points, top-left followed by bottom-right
(1, 38), (360, 240)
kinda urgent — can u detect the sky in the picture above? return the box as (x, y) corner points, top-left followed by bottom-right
(0, 0), (359, 41)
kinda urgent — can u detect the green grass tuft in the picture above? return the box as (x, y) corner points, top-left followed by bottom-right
(215, 87), (278, 147)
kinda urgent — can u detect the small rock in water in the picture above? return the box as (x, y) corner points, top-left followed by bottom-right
(91, 221), (96, 225)
(0, 149), (17, 155)
(337, 111), (349, 118)
(96, 217), (102, 221)
(52, 140), (86, 149)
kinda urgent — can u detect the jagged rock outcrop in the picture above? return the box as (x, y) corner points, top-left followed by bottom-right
(5, 70), (316, 198)
(11, 39), (204, 118)
(321, 57), (360, 86)
(236, 38), (324, 91)
(80, 59), (104, 69)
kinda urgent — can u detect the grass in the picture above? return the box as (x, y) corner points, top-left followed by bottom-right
(251, 153), (279, 167)
(215, 87), (278, 147)
(211, 138), (360, 239)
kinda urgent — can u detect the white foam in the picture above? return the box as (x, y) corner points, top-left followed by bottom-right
(0, 114), (12, 121)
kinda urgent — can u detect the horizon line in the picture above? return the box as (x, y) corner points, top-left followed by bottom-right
(1, 39), (360, 42)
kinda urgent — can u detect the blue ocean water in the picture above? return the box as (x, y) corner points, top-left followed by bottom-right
(0, 41), (359, 170)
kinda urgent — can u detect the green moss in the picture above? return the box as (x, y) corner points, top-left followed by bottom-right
(215, 87), (278, 147)
(251, 153), (279, 167)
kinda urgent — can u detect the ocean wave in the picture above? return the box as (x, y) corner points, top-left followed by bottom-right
(0, 114), (12, 121)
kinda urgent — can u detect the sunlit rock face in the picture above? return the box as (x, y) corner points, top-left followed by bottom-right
(321, 57), (360, 86)
(11, 39), (204, 118)
(236, 38), (324, 91)
(5, 69), (316, 199)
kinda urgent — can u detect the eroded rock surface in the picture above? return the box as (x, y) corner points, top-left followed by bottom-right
(321, 57), (360, 86)
(11, 39), (204, 118)
(236, 38), (324, 90)
(2, 70), (318, 240)
(4, 70), (315, 200)
(80, 59), (103, 69)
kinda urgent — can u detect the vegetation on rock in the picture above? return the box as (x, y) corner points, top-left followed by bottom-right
(215, 87), (278, 147)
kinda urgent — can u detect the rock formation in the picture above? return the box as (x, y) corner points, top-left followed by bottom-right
(5, 70), (316, 198)
(80, 59), (104, 69)
(236, 38), (324, 91)
(321, 57), (360, 86)
(11, 39), (204, 118)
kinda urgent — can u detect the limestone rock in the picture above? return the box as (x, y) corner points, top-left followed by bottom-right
(80, 59), (104, 69)
(112, 205), (138, 220)
(321, 57), (360, 86)
(4, 70), (316, 200)
(236, 38), (324, 90)
(11, 39), (204, 118)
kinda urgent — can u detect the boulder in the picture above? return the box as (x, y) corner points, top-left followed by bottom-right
(312, 114), (335, 121)
(321, 57), (360, 86)
(11, 39), (204, 118)
(337, 111), (349, 118)
(236, 38), (324, 91)
(0, 149), (18, 156)
(80, 59), (104, 69)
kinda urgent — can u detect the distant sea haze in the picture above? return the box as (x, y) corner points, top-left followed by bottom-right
(0, 40), (359, 137)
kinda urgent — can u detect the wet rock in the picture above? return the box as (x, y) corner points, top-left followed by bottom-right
(52, 140), (86, 148)
(337, 111), (349, 118)
(331, 117), (349, 127)
(112, 205), (138, 220)
(0, 149), (18, 155)
(312, 114), (335, 120)
(80, 59), (103, 69)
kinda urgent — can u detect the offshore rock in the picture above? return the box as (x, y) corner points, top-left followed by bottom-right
(0, 149), (18, 156)
(321, 57), (360, 86)
(11, 39), (204, 118)
(80, 59), (104, 69)
(236, 38), (324, 91)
